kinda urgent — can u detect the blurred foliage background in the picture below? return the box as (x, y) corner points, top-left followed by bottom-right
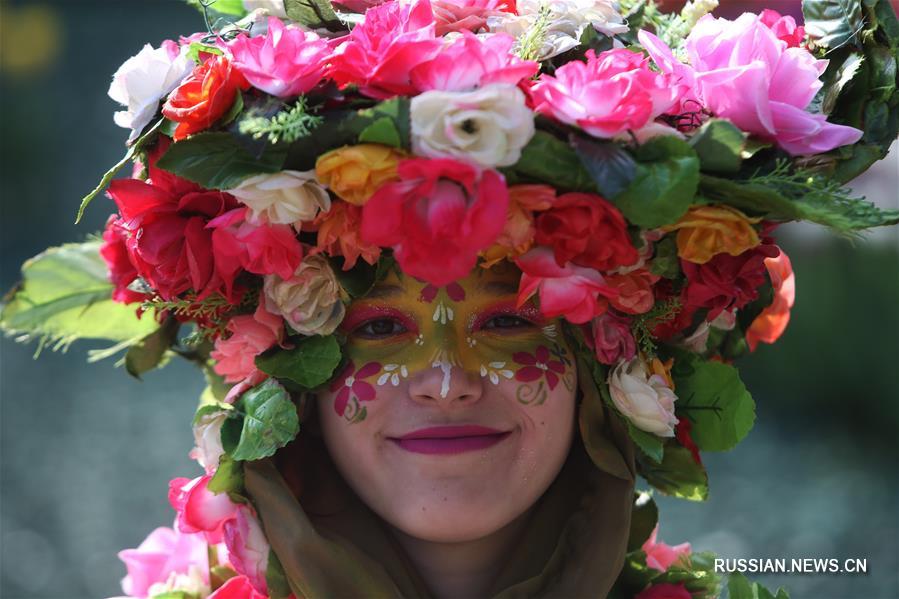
(0, 1), (896, 598)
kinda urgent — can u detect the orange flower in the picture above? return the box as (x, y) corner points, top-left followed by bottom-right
(604, 269), (660, 315)
(313, 201), (381, 270)
(650, 356), (675, 389)
(315, 144), (402, 205)
(746, 247), (795, 351)
(481, 184), (556, 268)
(663, 205), (762, 264)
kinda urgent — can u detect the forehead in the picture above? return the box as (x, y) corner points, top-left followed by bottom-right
(364, 263), (522, 303)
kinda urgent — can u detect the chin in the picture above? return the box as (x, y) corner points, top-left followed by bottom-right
(388, 498), (522, 544)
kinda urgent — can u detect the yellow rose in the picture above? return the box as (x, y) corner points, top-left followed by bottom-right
(663, 205), (762, 264)
(314, 144), (402, 206)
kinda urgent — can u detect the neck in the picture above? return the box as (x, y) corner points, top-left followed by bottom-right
(389, 510), (533, 599)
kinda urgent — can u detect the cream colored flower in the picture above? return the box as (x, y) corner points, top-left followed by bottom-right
(189, 409), (228, 473)
(609, 357), (679, 437)
(411, 84), (535, 168)
(263, 254), (346, 336)
(227, 170), (331, 226)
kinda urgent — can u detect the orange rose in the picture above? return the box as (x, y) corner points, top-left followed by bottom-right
(746, 246), (795, 351)
(650, 356), (675, 389)
(315, 144), (402, 205)
(663, 205), (761, 264)
(312, 201), (381, 270)
(604, 269), (660, 315)
(481, 184), (556, 268)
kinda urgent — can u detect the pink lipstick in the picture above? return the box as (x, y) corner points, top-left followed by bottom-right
(390, 425), (512, 455)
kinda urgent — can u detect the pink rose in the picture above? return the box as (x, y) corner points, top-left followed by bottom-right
(638, 13), (863, 155)
(591, 311), (635, 365)
(642, 525), (691, 572)
(208, 575), (268, 599)
(635, 582), (693, 599)
(432, 0), (514, 35)
(410, 31), (537, 92)
(361, 158), (509, 286)
(225, 17), (330, 97)
(223, 505), (270, 595)
(759, 9), (806, 48)
(211, 303), (284, 384)
(515, 247), (617, 324)
(168, 475), (239, 544)
(530, 48), (677, 138)
(118, 526), (209, 598)
(329, 0), (442, 99)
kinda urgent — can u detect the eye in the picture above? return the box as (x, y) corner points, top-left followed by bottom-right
(481, 314), (534, 331)
(353, 318), (409, 339)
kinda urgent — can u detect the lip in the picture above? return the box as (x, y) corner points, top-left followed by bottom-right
(389, 425), (512, 455)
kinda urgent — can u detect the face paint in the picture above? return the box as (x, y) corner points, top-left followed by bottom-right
(333, 263), (575, 422)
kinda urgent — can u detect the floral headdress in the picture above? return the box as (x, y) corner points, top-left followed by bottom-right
(3, 0), (898, 597)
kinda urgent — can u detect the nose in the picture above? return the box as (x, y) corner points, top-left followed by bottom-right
(407, 360), (484, 409)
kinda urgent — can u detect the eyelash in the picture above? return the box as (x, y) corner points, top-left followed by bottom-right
(350, 311), (537, 340)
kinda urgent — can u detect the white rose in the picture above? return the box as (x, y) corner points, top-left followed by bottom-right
(608, 357), (679, 437)
(243, 0), (288, 18)
(147, 565), (210, 598)
(411, 84), (535, 168)
(108, 42), (193, 143)
(227, 171), (331, 226)
(189, 409), (228, 473)
(264, 254), (346, 336)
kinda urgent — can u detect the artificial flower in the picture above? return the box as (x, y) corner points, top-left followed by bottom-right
(675, 418), (702, 465)
(591, 311), (636, 365)
(108, 40), (193, 143)
(432, 0), (515, 35)
(242, 0), (287, 17)
(189, 408), (229, 474)
(226, 170), (330, 226)
(535, 191), (639, 271)
(168, 475), (239, 544)
(604, 269), (659, 315)
(146, 565), (209, 598)
(635, 582), (693, 599)
(100, 215), (145, 304)
(225, 18), (330, 97)
(481, 184), (556, 267)
(642, 525), (691, 572)
(361, 158), (508, 286)
(328, 0), (442, 99)
(638, 14), (863, 155)
(313, 201), (382, 270)
(515, 247), (617, 324)
(222, 505), (269, 595)
(117, 526), (209, 598)
(162, 55), (249, 140)
(208, 575), (269, 599)
(410, 31), (538, 92)
(211, 303), (285, 384)
(315, 144), (403, 206)
(759, 8), (806, 48)
(410, 83), (535, 168)
(263, 254), (346, 335)
(746, 246), (795, 351)
(663, 205), (762, 264)
(608, 356), (679, 437)
(331, 0), (388, 13)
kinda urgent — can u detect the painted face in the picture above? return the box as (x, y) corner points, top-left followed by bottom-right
(316, 262), (577, 543)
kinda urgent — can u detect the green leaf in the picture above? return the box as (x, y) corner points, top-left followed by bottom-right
(208, 454), (244, 494)
(285, 0), (342, 30)
(219, 90), (245, 127)
(654, 551), (723, 599)
(821, 52), (865, 114)
(638, 443), (709, 501)
(186, 42), (223, 64)
(255, 335), (342, 389)
(502, 131), (596, 193)
(672, 356), (755, 452)
(571, 134), (637, 198)
(358, 116), (402, 148)
(627, 491), (659, 552)
(803, 0), (864, 50)
(75, 119), (163, 223)
(186, 0), (247, 17)
(627, 422), (665, 463)
(613, 136), (699, 228)
(266, 549), (293, 599)
(332, 256), (379, 299)
(124, 317), (179, 379)
(1, 241), (159, 354)
(648, 236), (681, 279)
(221, 415), (242, 456)
(688, 119), (746, 174)
(231, 379), (299, 461)
(156, 132), (287, 190)
(727, 572), (791, 599)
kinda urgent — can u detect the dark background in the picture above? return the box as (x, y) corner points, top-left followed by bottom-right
(1, 1), (897, 598)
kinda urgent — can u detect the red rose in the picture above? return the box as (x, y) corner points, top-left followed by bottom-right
(106, 140), (240, 301)
(535, 192), (639, 272)
(99, 214), (144, 304)
(635, 582), (693, 599)
(682, 244), (780, 320)
(162, 55), (249, 140)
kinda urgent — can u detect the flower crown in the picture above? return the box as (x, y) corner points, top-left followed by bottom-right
(3, 0), (898, 598)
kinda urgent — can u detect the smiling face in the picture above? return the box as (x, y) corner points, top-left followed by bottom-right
(316, 262), (578, 543)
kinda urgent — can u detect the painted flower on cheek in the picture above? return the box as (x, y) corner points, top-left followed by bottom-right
(330, 361), (383, 417)
(513, 345), (566, 390)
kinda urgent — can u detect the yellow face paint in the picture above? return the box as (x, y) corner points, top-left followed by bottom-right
(327, 263), (576, 422)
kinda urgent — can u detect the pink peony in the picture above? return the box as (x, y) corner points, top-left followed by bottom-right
(530, 48), (677, 138)
(410, 31), (538, 92)
(432, 0), (515, 35)
(211, 303), (285, 384)
(759, 9), (806, 48)
(591, 311), (636, 365)
(638, 13), (863, 155)
(222, 505), (270, 596)
(361, 158), (509, 286)
(118, 525), (209, 598)
(642, 525), (691, 572)
(208, 575), (269, 599)
(328, 0), (442, 99)
(225, 17), (330, 97)
(168, 475), (239, 544)
(515, 247), (617, 324)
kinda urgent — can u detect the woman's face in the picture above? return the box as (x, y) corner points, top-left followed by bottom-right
(316, 264), (577, 543)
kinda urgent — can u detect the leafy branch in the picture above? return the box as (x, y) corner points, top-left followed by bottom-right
(238, 97), (324, 145)
(632, 297), (682, 358)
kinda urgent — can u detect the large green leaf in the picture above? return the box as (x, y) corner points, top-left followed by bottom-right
(1, 241), (158, 354)
(502, 131), (596, 193)
(803, 0), (864, 50)
(688, 119), (746, 174)
(285, 0), (342, 30)
(727, 572), (791, 599)
(124, 317), (179, 379)
(571, 134), (637, 198)
(638, 443), (709, 501)
(230, 379), (300, 461)
(255, 334), (343, 389)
